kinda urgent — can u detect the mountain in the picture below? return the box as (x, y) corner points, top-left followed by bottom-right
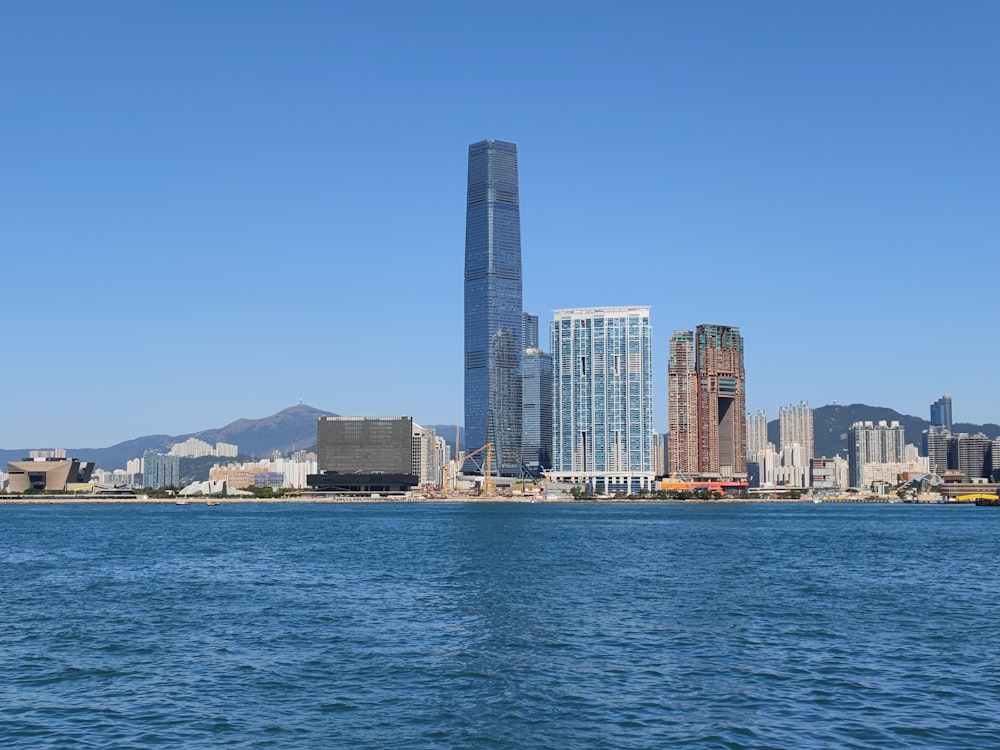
(0, 404), (336, 471)
(766, 404), (1000, 458)
(184, 403), (335, 458)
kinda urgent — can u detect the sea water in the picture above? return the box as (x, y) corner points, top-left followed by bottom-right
(1, 502), (998, 748)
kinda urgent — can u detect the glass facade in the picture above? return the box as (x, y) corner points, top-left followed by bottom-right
(930, 395), (953, 431)
(521, 347), (553, 472)
(142, 450), (180, 489)
(550, 307), (654, 493)
(464, 140), (523, 474)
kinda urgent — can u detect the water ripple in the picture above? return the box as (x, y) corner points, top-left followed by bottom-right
(1, 503), (999, 748)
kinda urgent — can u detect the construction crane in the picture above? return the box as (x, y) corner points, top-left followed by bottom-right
(454, 442), (495, 496)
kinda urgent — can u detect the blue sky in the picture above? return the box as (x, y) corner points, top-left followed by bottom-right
(2, 1), (997, 447)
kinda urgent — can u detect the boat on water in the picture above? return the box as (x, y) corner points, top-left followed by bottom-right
(174, 499), (190, 506)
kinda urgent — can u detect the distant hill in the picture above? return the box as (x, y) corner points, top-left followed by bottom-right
(0, 404), (336, 471)
(766, 404), (1000, 458)
(186, 403), (335, 458)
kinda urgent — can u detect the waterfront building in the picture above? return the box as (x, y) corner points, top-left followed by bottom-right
(779, 401), (814, 459)
(207, 453), (317, 490)
(549, 306), (655, 494)
(464, 139), (523, 475)
(521, 312), (552, 473)
(7, 457), (94, 492)
(308, 416), (423, 493)
(810, 456), (849, 489)
(668, 325), (747, 481)
(142, 450), (180, 489)
(746, 409), (768, 454)
(695, 324), (747, 480)
(930, 395), (953, 431)
(948, 432), (991, 481)
(667, 330), (698, 476)
(411, 423), (446, 488)
(776, 442), (809, 488)
(847, 420), (906, 488)
(209, 465), (259, 489)
(747, 446), (777, 489)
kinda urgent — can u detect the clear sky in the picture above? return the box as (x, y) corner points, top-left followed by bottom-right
(2, 1), (998, 447)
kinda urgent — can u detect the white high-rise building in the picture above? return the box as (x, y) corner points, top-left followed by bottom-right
(779, 401), (814, 459)
(747, 409), (768, 454)
(550, 306), (655, 494)
(412, 423), (445, 489)
(215, 442), (238, 458)
(170, 438), (240, 458)
(848, 420), (925, 488)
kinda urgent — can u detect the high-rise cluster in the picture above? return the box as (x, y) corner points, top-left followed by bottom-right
(462, 140), (743, 493)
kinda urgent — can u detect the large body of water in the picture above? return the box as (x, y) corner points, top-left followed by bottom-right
(1, 502), (998, 748)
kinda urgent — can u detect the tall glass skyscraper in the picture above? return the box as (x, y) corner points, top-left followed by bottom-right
(464, 140), (523, 474)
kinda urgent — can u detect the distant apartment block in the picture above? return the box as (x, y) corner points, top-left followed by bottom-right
(208, 452), (318, 490)
(746, 409), (768, 455)
(948, 432), (992, 481)
(847, 420), (926, 488)
(748, 443), (813, 489)
(550, 306), (655, 494)
(922, 426), (995, 482)
(142, 450), (180, 489)
(779, 401), (814, 459)
(170, 438), (239, 458)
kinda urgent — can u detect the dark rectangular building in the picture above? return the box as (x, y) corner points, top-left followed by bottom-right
(317, 416), (414, 474)
(310, 416), (418, 493)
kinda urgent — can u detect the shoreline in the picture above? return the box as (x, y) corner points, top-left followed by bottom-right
(0, 494), (920, 506)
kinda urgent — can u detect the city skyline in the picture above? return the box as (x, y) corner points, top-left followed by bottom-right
(3, 3), (998, 447)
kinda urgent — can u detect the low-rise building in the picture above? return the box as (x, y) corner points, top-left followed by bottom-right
(7, 458), (95, 492)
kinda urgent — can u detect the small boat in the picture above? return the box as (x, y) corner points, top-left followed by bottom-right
(174, 499), (190, 506)
(205, 500), (219, 506)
